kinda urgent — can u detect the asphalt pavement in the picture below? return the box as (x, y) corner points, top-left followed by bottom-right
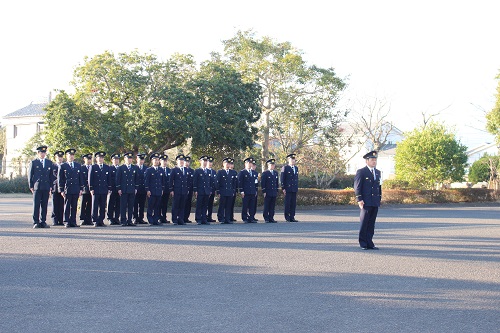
(1, 195), (499, 332)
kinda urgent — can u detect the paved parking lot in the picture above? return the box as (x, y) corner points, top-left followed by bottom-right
(1, 195), (499, 332)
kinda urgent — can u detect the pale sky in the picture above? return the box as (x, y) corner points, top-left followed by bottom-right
(1, 0), (499, 149)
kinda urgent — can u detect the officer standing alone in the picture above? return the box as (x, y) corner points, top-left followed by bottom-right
(354, 151), (382, 250)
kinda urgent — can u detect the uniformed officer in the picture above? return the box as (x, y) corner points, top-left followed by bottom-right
(58, 148), (83, 227)
(90, 151), (111, 227)
(238, 157), (258, 223)
(228, 158), (238, 222)
(183, 156), (194, 223)
(80, 153), (93, 225)
(116, 152), (138, 226)
(281, 153), (299, 222)
(354, 150), (382, 250)
(251, 159), (259, 221)
(159, 155), (171, 223)
(51, 150), (65, 226)
(28, 145), (55, 228)
(261, 158), (279, 223)
(216, 157), (237, 224)
(134, 153), (148, 224)
(144, 153), (165, 226)
(206, 156), (217, 223)
(170, 154), (189, 225)
(107, 153), (121, 225)
(193, 155), (212, 225)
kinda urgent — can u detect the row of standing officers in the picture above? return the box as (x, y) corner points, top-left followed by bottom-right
(28, 146), (299, 228)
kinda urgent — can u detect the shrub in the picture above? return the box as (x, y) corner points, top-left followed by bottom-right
(0, 177), (31, 193)
(382, 179), (411, 190)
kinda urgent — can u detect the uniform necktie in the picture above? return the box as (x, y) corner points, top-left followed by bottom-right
(182, 167), (185, 175)
(155, 167), (157, 171)
(372, 168), (376, 180)
(99, 164), (102, 170)
(226, 170), (229, 175)
(87, 165), (90, 171)
(70, 162), (74, 169)
(41, 159), (45, 168)
(293, 166), (296, 174)
(127, 164), (130, 170)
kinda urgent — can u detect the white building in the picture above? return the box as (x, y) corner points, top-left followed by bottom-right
(343, 126), (404, 181)
(466, 142), (498, 166)
(2, 103), (47, 177)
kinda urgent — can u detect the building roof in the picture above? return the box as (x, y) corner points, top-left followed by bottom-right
(3, 103), (47, 118)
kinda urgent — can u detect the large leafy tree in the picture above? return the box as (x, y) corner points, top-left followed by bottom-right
(486, 71), (500, 142)
(222, 30), (346, 168)
(395, 122), (468, 189)
(43, 50), (261, 157)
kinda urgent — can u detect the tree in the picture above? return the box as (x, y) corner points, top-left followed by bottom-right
(0, 126), (5, 155)
(351, 96), (394, 151)
(222, 30), (346, 168)
(43, 51), (261, 157)
(468, 154), (500, 189)
(395, 122), (468, 189)
(486, 71), (500, 142)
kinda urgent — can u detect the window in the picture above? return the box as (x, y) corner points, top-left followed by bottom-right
(13, 125), (17, 138)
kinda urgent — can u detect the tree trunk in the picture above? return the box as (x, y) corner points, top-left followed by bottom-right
(261, 111), (270, 171)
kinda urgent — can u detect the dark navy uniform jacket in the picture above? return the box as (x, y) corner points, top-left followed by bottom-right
(280, 165), (299, 192)
(58, 162), (83, 195)
(216, 169), (237, 196)
(51, 163), (61, 193)
(81, 164), (91, 194)
(208, 168), (217, 193)
(109, 164), (119, 191)
(354, 166), (382, 207)
(185, 167), (194, 192)
(116, 164), (138, 194)
(238, 169), (258, 195)
(89, 164), (111, 195)
(144, 166), (165, 196)
(161, 167), (171, 192)
(136, 165), (147, 194)
(193, 168), (212, 195)
(169, 167), (189, 195)
(28, 158), (55, 191)
(261, 169), (279, 197)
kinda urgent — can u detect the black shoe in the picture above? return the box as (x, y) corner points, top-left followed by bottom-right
(231, 219), (236, 222)
(226, 221), (234, 224)
(127, 223), (136, 226)
(149, 222), (160, 226)
(121, 223), (128, 227)
(165, 220), (171, 224)
(270, 219), (277, 223)
(368, 246), (379, 250)
(264, 220), (271, 223)
(254, 219), (259, 222)
(290, 219), (299, 222)
(248, 220), (257, 223)
(33, 223), (42, 229)
(177, 221), (186, 225)
(185, 220), (193, 223)
(81, 221), (93, 226)
(110, 221), (120, 225)
(138, 220), (148, 224)
(207, 218), (216, 222)
(205, 222), (211, 225)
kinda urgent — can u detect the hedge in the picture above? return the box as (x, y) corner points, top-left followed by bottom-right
(0, 177), (31, 193)
(2, 177), (499, 205)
